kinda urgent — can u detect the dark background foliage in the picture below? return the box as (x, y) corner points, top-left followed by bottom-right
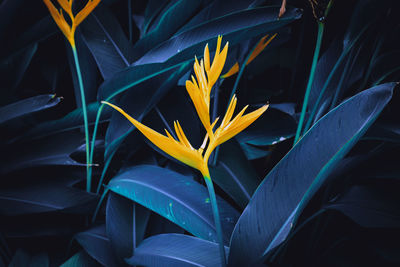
(1, 0), (400, 266)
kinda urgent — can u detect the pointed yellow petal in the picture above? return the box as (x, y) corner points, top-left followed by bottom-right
(200, 133), (209, 151)
(221, 34), (276, 78)
(43, 0), (74, 46)
(75, 0), (101, 26)
(221, 62), (239, 78)
(204, 43), (211, 73)
(216, 104), (269, 145)
(220, 95), (237, 129)
(102, 101), (203, 170)
(208, 41), (228, 87)
(57, 0), (73, 17)
(174, 121), (193, 149)
(185, 80), (210, 131)
(164, 129), (175, 140)
(210, 117), (220, 130)
(228, 104), (248, 128)
(247, 33), (277, 65)
(213, 35), (222, 62)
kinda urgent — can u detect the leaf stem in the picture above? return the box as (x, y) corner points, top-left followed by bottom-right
(92, 188), (109, 223)
(88, 103), (105, 191)
(204, 175), (226, 267)
(302, 23), (369, 134)
(294, 22), (324, 145)
(72, 47), (91, 192)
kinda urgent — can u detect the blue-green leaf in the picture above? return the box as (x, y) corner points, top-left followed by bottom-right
(134, 6), (302, 66)
(210, 140), (259, 208)
(132, 0), (203, 60)
(0, 184), (97, 216)
(228, 83), (395, 266)
(106, 192), (150, 260)
(75, 225), (119, 267)
(236, 107), (297, 147)
(107, 165), (239, 244)
(22, 102), (112, 140)
(60, 251), (99, 267)
(0, 132), (86, 174)
(126, 234), (228, 267)
(81, 5), (134, 79)
(0, 94), (61, 125)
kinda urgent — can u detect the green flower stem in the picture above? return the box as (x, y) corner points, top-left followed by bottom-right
(72, 47), (91, 192)
(293, 22), (324, 145)
(204, 175), (226, 267)
(88, 103), (105, 191)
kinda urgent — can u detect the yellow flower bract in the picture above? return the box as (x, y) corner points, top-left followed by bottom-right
(102, 36), (269, 179)
(222, 33), (277, 78)
(43, 0), (101, 48)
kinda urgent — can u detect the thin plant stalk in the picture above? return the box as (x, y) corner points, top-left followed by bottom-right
(72, 47), (91, 192)
(92, 188), (109, 223)
(88, 103), (105, 191)
(294, 22), (324, 145)
(204, 175), (226, 267)
(329, 48), (354, 110)
(302, 24), (369, 134)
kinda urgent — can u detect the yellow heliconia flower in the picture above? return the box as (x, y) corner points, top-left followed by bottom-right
(221, 33), (277, 78)
(185, 35), (228, 135)
(102, 36), (268, 180)
(43, 0), (101, 48)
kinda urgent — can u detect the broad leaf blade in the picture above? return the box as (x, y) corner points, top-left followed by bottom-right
(210, 140), (259, 208)
(126, 234), (228, 267)
(0, 184), (97, 216)
(228, 83), (395, 266)
(134, 6), (302, 65)
(81, 5), (134, 79)
(107, 165), (239, 244)
(75, 225), (119, 267)
(0, 94), (61, 124)
(106, 192), (150, 260)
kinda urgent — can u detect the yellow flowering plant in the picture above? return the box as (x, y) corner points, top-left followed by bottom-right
(43, 0), (101, 192)
(102, 36), (269, 266)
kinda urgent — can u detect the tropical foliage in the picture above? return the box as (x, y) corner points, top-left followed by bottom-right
(0, 0), (399, 266)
